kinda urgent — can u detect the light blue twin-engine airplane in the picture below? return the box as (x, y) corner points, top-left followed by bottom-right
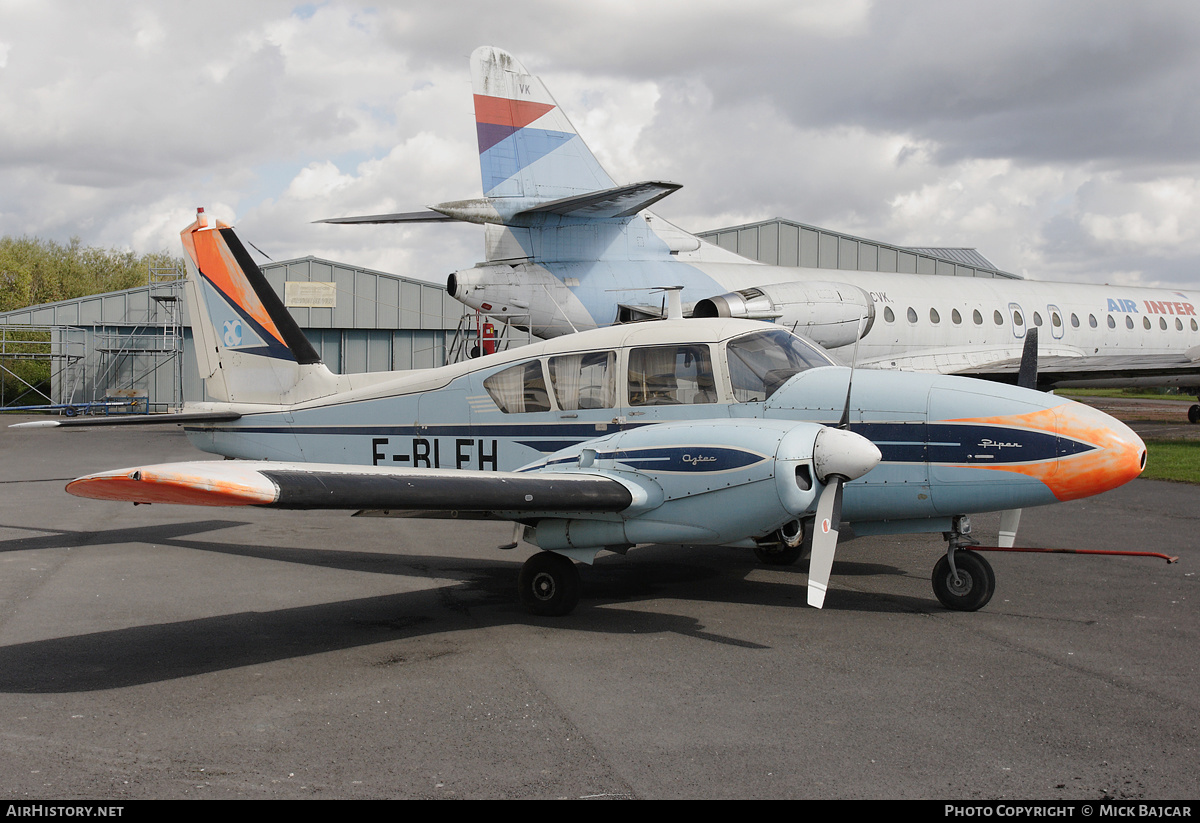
(49, 210), (1148, 616)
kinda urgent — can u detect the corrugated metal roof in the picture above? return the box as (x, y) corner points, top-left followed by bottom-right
(698, 218), (1022, 280)
(0, 256), (465, 330)
(904, 247), (999, 270)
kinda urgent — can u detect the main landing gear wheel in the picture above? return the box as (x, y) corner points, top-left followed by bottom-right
(518, 551), (581, 616)
(932, 551), (996, 612)
(1189, 404), (1200, 425)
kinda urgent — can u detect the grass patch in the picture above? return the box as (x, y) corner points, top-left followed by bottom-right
(1143, 440), (1200, 484)
(1056, 388), (1191, 401)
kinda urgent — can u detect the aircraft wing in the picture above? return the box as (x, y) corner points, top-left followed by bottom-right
(65, 460), (634, 513)
(959, 352), (1200, 386)
(10, 411), (243, 429)
(315, 210), (457, 224)
(859, 342), (1200, 385)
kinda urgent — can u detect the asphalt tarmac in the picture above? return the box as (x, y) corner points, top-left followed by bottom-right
(0, 412), (1196, 800)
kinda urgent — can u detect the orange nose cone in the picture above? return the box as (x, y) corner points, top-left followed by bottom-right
(1050, 401), (1146, 501)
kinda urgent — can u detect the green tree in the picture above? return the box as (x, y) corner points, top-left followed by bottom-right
(0, 236), (184, 407)
(0, 236), (182, 312)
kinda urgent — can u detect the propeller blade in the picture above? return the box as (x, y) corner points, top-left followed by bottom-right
(806, 426), (880, 608)
(807, 476), (844, 608)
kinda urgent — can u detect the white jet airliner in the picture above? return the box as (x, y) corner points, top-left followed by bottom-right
(321, 47), (1200, 422)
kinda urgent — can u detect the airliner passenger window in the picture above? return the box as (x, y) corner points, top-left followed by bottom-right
(884, 306), (895, 323)
(549, 351), (616, 410)
(1033, 312), (1043, 326)
(726, 328), (833, 403)
(1071, 313), (1080, 328)
(1177, 318), (1184, 331)
(629, 345), (716, 406)
(907, 307), (918, 323)
(930, 308), (940, 324)
(973, 310), (983, 325)
(484, 361), (552, 414)
(1144, 317), (1152, 330)
(1013, 310), (1024, 326)
(1108, 315), (1116, 329)
(1090, 314), (1098, 328)
(1160, 317), (1168, 330)
(1192, 319), (1198, 331)
(952, 309), (962, 325)
(994, 311), (1004, 325)
(1126, 316), (1134, 329)
(1052, 312), (1062, 328)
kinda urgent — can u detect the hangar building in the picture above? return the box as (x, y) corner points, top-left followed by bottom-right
(0, 256), (466, 411)
(696, 217), (1020, 280)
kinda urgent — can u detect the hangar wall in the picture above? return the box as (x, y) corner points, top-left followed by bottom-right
(0, 256), (466, 410)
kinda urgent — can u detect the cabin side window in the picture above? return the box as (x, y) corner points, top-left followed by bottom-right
(628, 345), (717, 406)
(548, 351), (617, 410)
(483, 361), (552, 414)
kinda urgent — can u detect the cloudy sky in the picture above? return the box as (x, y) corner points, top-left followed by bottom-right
(2, 0), (1199, 291)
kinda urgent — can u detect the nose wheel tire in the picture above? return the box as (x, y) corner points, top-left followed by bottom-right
(518, 551), (581, 616)
(932, 551), (996, 612)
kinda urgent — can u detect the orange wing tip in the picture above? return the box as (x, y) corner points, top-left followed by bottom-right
(66, 465), (278, 507)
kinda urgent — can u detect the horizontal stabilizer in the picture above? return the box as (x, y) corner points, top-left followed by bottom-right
(10, 411), (243, 429)
(67, 461), (634, 513)
(315, 210), (457, 225)
(517, 181), (682, 220)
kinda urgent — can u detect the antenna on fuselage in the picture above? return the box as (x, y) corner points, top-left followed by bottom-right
(838, 311), (869, 430)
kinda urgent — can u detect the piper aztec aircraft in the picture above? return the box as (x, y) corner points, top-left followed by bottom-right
(57, 211), (1147, 616)
(321, 46), (1200, 422)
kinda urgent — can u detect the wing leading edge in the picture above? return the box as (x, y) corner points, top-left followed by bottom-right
(66, 461), (634, 512)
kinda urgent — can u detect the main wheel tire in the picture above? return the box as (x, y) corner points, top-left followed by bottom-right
(518, 551), (581, 616)
(1189, 404), (1200, 425)
(932, 551), (996, 612)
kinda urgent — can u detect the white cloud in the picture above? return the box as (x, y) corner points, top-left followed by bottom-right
(0, 0), (1199, 294)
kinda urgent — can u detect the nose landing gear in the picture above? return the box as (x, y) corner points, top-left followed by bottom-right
(933, 516), (996, 611)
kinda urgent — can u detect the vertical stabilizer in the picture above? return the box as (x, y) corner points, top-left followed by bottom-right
(472, 46), (615, 200)
(181, 210), (338, 405)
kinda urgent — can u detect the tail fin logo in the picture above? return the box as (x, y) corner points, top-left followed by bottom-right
(222, 320), (244, 348)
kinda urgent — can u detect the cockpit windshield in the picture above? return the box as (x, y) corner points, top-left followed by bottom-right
(726, 328), (834, 402)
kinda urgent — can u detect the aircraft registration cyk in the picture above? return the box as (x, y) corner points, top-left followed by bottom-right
(320, 46), (1200, 423)
(43, 210), (1150, 616)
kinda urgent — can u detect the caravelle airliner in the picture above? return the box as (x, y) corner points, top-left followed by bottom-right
(323, 47), (1200, 422)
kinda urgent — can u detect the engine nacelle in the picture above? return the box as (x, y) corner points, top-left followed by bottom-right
(521, 419), (879, 551)
(693, 281), (875, 349)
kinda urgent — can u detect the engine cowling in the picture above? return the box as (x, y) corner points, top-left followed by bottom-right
(693, 281), (875, 349)
(522, 419), (879, 551)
